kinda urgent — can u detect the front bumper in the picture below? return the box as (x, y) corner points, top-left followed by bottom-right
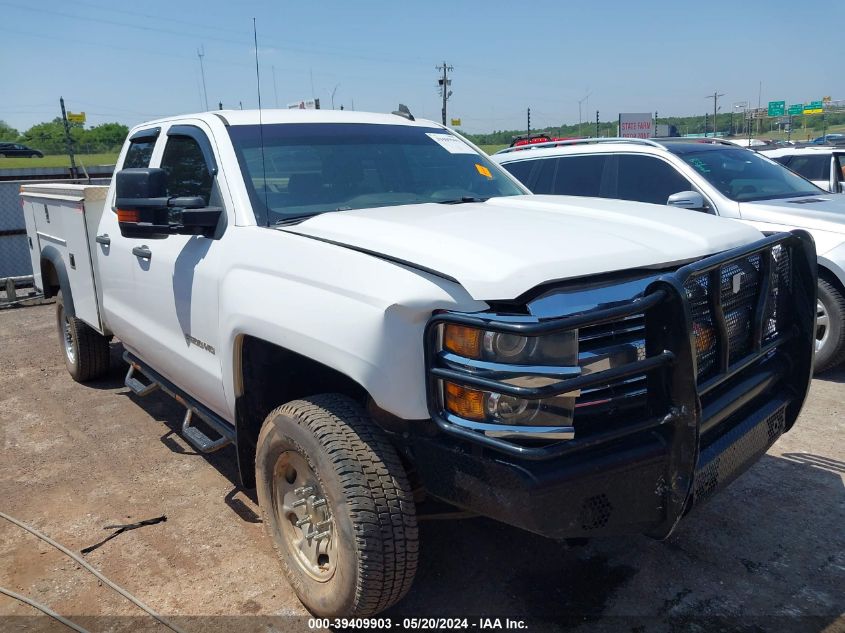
(417, 232), (817, 539)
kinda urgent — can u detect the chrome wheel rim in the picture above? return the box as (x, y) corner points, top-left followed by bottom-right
(62, 311), (75, 365)
(272, 451), (336, 582)
(816, 299), (830, 353)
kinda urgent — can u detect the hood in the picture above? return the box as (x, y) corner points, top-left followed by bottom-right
(283, 195), (763, 300)
(740, 195), (845, 235)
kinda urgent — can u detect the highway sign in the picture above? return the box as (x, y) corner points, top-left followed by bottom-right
(804, 101), (823, 115)
(67, 112), (86, 123)
(767, 101), (785, 117)
(788, 104), (803, 116)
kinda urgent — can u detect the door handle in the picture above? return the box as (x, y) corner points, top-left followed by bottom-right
(95, 234), (111, 246)
(132, 245), (152, 260)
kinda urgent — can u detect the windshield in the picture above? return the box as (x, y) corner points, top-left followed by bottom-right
(679, 147), (823, 202)
(228, 123), (525, 225)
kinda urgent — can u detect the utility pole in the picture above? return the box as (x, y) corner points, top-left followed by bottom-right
(706, 91), (724, 137)
(331, 84), (340, 110)
(272, 66), (279, 108)
(596, 110), (600, 137)
(654, 111), (658, 137)
(527, 108), (531, 135)
(436, 62), (453, 126)
(197, 46), (209, 111)
(577, 91), (591, 138)
(59, 97), (78, 179)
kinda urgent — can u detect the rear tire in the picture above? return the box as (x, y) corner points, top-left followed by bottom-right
(56, 291), (111, 382)
(255, 394), (418, 617)
(815, 279), (845, 373)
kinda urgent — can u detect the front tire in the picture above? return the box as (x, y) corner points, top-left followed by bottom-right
(815, 279), (845, 373)
(56, 291), (111, 382)
(255, 394), (418, 617)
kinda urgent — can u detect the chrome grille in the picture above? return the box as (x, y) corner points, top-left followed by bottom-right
(575, 316), (648, 433)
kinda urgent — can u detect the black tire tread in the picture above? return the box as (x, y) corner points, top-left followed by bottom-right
(57, 292), (110, 382)
(261, 394), (418, 616)
(816, 278), (845, 373)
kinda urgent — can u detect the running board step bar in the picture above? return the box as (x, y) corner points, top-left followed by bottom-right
(123, 351), (235, 454)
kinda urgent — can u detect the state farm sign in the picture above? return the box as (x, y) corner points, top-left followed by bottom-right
(618, 113), (654, 139)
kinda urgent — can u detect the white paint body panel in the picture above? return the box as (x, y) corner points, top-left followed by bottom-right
(285, 195), (764, 301)
(24, 114), (771, 423)
(20, 184), (108, 332)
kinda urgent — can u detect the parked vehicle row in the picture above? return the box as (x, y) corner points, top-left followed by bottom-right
(493, 137), (845, 372)
(761, 144), (845, 193)
(21, 111), (818, 618)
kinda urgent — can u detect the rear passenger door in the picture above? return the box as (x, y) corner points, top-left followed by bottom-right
(614, 154), (698, 206)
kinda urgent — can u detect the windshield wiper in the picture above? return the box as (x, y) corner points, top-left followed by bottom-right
(273, 207), (351, 227)
(437, 196), (490, 205)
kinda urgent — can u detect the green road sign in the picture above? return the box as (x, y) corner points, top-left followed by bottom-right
(788, 104), (803, 116)
(767, 101), (785, 117)
(804, 101), (823, 115)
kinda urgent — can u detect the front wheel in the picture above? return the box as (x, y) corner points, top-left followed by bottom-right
(815, 279), (845, 373)
(256, 394), (418, 617)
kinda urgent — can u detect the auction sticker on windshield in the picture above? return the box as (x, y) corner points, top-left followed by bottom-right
(426, 133), (476, 154)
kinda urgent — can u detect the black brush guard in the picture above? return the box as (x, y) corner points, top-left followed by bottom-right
(421, 231), (816, 539)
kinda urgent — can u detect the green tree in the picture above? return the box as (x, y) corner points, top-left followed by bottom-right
(84, 122), (129, 150)
(0, 120), (19, 142)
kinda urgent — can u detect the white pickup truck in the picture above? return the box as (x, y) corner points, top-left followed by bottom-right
(21, 109), (818, 618)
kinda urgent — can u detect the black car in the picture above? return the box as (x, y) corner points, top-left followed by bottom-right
(0, 142), (44, 158)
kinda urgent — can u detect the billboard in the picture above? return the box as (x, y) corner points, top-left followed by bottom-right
(287, 99), (321, 110)
(618, 113), (654, 139)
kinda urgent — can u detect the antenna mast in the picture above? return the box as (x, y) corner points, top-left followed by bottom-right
(197, 46), (209, 111)
(253, 18), (269, 221)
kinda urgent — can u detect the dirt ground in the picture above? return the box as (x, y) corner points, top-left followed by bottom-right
(1, 302), (843, 633)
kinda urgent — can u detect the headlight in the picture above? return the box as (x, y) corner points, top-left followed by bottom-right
(443, 380), (573, 426)
(439, 323), (579, 427)
(442, 323), (578, 365)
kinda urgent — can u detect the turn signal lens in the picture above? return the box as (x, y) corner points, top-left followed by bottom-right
(693, 321), (716, 355)
(117, 209), (139, 223)
(444, 382), (485, 421)
(443, 324), (482, 358)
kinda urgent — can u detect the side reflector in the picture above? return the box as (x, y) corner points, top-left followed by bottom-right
(117, 209), (139, 223)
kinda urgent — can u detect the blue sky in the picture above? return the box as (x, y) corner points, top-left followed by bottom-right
(1, 0), (840, 134)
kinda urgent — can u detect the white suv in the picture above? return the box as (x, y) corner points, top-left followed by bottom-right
(492, 138), (845, 371)
(760, 144), (845, 193)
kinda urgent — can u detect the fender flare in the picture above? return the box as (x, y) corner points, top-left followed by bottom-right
(39, 244), (75, 318)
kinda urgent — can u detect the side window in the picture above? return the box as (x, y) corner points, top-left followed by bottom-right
(123, 136), (156, 169)
(553, 155), (607, 197)
(501, 160), (537, 188)
(785, 155), (830, 182)
(160, 135), (213, 203)
(616, 155), (693, 205)
(532, 158), (557, 193)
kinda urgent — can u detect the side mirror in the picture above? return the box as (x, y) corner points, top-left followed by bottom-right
(114, 168), (222, 238)
(667, 190), (707, 211)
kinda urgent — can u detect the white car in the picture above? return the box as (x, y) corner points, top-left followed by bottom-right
(20, 112), (817, 618)
(761, 144), (845, 193)
(493, 137), (845, 371)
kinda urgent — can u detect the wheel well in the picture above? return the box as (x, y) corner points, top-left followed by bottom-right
(818, 265), (845, 298)
(40, 258), (60, 298)
(234, 335), (367, 488)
